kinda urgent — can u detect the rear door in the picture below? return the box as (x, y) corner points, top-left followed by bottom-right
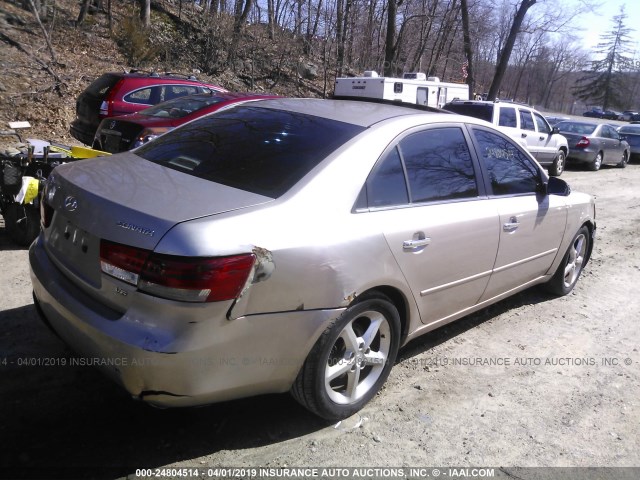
(365, 125), (500, 326)
(469, 127), (568, 301)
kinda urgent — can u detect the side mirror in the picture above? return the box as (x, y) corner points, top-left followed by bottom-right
(552, 126), (560, 135)
(547, 176), (571, 196)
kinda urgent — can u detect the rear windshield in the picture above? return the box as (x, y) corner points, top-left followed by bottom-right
(85, 74), (121, 98)
(556, 122), (597, 135)
(135, 106), (365, 198)
(443, 103), (493, 123)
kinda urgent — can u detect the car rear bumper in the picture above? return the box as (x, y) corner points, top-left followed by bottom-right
(29, 235), (342, 407)
(567, 149), (597, 163)
(70, 120), (97, 146)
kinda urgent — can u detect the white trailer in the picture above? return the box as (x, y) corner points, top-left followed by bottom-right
(334, 72), (469, 108)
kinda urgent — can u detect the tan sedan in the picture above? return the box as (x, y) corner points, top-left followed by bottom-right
(30, 99), (595, 420)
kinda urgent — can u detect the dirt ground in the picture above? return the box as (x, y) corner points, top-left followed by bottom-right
(1, 161), (639, 479)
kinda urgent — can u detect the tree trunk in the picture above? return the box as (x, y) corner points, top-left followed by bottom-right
(267, 0), (275, 39)
(460, 0), (475, 98)
(227, 0), (254, 66)
(383, 0), (398, 76)
(76, 0), (91, 25)
(139, 0), (150, 28)
(487, 0), (536, 101)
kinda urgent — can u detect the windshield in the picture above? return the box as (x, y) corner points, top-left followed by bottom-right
(138, 94), (227, 119)
(556, 122), (597, 135)
(135, 106), (366, 198)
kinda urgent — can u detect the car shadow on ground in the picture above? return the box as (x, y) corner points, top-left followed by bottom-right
(0, 288), (559, 479)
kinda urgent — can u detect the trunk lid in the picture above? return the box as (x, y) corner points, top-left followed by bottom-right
(44, 153), (272, 300)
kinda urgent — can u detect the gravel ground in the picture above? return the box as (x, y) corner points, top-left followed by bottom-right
(1, 162), (639, 479)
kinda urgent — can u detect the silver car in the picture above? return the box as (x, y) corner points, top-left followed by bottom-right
(556, 121), (630, 171)
(30, 99), (595, 420)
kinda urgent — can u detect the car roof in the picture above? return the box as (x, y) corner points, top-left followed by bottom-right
(246, 98), (453, 127)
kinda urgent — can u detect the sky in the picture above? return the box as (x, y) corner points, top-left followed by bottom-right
(578, 0), (640, 54)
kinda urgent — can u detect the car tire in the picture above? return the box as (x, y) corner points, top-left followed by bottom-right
(588, 152), (602, 171)
(542, 226), (590, 296)
(4, 203), (40, 247)
(618, 151), (628, 168)
(549, 150), (566, 176)
(291, 293), (401, 420)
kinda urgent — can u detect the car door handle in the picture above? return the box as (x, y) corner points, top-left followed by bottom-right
(403, 238), (431, 250)
(521, 133), (528, 138)
(539, 136), (545, 140)
(503, 217), (520, 232)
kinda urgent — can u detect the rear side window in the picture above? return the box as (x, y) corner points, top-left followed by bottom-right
(366, 147), (409, 207)
(498, 107), (517, 128)
(85, 74), (120, 98)
(366, 127), (478, 208)
(136, 107), (365, 198)
(400, 128), (478, 203)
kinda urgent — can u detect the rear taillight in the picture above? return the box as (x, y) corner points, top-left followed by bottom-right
(576, 136), (590, 148)
(132, 127), (173, 148)
(99, 240), (255, 303)
(100, 241), (151, 285)
(40, 181), (55, 228)
(99, 100), (109, 117)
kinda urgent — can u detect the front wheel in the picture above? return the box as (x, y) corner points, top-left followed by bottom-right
(549, 150), (566, 176)
(618, 151), (628, 168)
(291, 294), (401, 420)
(543, 226), (590, 296)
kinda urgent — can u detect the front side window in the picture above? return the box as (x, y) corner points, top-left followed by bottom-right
(533, 112), (550, 134)
(399, 128), (478, 203)
(498, 107), (517, 128)
(473, 129), (540, 195)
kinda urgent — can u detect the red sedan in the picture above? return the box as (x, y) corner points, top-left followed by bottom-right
(93, 92), (278, 153)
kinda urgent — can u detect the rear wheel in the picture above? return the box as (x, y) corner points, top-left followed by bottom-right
(588, 152), (602, 171)
(291, 293), (401, 420)
(543, 226), (590, 296)
(3, 203), (40, 247)
(548, 150), (566, 176)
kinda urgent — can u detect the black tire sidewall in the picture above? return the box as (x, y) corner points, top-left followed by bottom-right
(4, 203), (40, 247)
(309, 297), (401, 420)
(552, 226), (590, 295)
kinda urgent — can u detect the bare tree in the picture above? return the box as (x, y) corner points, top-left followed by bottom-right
(487, 0), (537, 100)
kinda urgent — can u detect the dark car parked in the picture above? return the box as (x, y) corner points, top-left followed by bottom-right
(93, 92), (277, 153)
(602, 110), (621, 120)
(583, 108), (604, 118)
(70, 72), (226, 145)
(556, 121), (630, 170)
(618, 124), (640, 160)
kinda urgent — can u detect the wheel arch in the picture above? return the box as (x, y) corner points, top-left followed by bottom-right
(581, 220), (596, 267)
(353, 285), (412, 344)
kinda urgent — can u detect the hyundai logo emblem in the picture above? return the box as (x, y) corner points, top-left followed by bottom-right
(64, 196), (78, 212)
